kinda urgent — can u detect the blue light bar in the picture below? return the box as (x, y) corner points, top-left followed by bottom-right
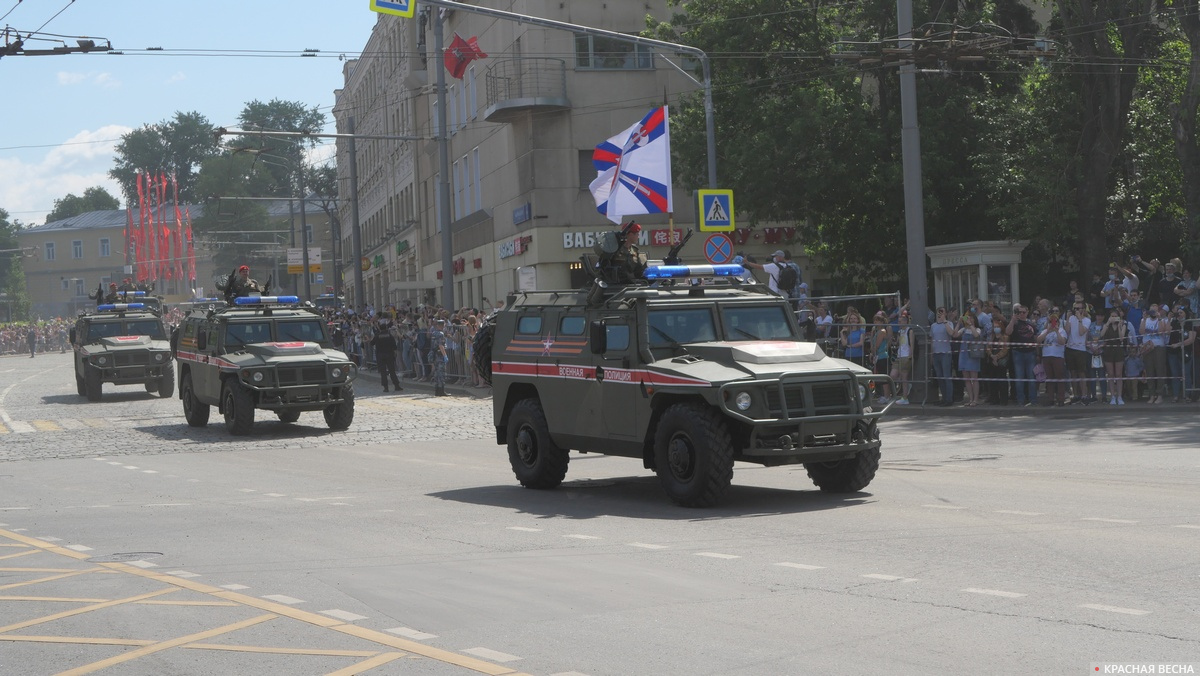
(643, 264), (745, 280)
(233, 295), (300, 305)
(189, 297), (222, 302)
(97, 303), (146, 311)
(118, 290), (147, 297)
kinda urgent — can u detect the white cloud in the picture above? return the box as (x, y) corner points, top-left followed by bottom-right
(57, 71), (86, 85)
(165, 71), (186, 84)
(56, 71), (120, 89)
(1, 126), (132, 225)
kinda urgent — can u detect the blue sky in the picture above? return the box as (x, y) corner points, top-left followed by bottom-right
(0, 1), (380, 225)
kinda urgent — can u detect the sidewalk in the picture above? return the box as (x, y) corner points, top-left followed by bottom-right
(358, 365), (492, 399)
(881, 397), (1195, 417)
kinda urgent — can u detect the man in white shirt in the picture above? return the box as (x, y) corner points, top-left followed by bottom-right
(744, 250), (786, 295)
(1065, 298), (1092, 403)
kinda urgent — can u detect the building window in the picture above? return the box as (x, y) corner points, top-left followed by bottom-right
(72, 240), (83, 259)
(75, 279), (86, 297)
(44, 242), (55, 261)
(575, 34), (653, 70)
(448, 84), (458, 133)
(579, 150), (597, 189)
(99, 238), (111, 257)
(467, 66), (478, 120)
(472, 147), (482, 211)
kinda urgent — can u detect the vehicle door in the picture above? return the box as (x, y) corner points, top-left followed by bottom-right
(194, 319), (222, 402)
(595, 313), (638, 439)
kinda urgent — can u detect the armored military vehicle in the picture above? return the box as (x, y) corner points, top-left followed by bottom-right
(476, 227), (892, 507)
(173, 295), (357, 435)
(71, 295), (174, 402)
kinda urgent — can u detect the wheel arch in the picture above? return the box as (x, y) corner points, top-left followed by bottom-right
(496, 382), (540, 445)
(644, 392), (723, 470)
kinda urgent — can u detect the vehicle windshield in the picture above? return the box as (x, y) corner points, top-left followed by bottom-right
(275, 320), (329, 347)
(125, 319), (166, 339)
(225, 321), (273, 347)
(85, 321), (125, 342)
(722, 305), (796, 341)
(648, 308), (716, 347)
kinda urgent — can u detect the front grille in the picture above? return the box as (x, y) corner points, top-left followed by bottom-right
(763, 382), (853, 418)
(115, 352), (149, 366)
(811, 384), (851, 412)
(765, 387), (805, 417)
(277, 364), (326, 386)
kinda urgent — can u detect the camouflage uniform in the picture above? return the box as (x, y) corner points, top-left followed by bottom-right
(430, 323), (448, 396)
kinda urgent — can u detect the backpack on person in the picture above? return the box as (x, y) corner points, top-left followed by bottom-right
(777, 262), (801, 297)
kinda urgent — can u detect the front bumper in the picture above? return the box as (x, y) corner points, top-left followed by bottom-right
(246, 383), (352, 411)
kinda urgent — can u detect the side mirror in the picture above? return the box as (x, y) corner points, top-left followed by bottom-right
(589, 320), (607, 354)
(196, 331), (207, 351)
(69, 328), (76, 344)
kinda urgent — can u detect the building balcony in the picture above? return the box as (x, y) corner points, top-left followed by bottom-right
(484, 58), (571, 123)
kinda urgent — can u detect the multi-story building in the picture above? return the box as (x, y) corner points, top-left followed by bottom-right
(334, 2), (712, 311)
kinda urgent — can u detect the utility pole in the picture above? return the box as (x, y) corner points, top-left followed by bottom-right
(434, 13), (454, 309)
(897, 0), (928, 329)
(297, 164), (312, 301)
(348, 117), (365, 310)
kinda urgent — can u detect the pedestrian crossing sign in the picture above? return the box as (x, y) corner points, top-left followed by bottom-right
(370, 0), (415, 18)
(698, 189), (734, 231)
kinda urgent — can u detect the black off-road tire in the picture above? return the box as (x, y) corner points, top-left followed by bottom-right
(652, 403), (734, 507)
(472, 320), (495, 386)
(804, 442), (881, 493)
(75, 368), (85, 397)
(157, 365), (175, 398)
(84, 365), (102, 402)
(506, 398), (568, 489)
(145, 382), (157, 393)
(276, 410), (301, 424)
(181, 373), (210, 427)
(222, 380), (255, 436)
(323, 383), (355, 430)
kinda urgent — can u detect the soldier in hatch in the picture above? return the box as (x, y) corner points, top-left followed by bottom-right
(593, 221), (647, 284)
(218, 265), (263, 302)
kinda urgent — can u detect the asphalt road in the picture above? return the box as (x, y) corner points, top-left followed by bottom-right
(0, 351), (1197, 675)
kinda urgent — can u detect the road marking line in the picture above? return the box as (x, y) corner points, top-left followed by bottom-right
(1080, 603), (1151, 616)
(1173, 525), (1200, 529)
(695, 552), (740, 559)
(0, 587), (176, 634)
(0, 635), (153, 646)
(57, 418), (85, 430)
(184, 643), (380, 657)
(0, 508), (29, 511)
(0, 596), (110, 602)
(331, 502), (353, 506)
(262, 595), (305, 605)
(326, 651), (409, 675)
(0, 567), (85, 573)
(55, 613), (277, 676)
(321, 609), (369, 622)
(563, 534), (600, 540)
(65, 545), (93, 552)
(264, 493), (286, 497)
(166, 570), (200, 578)
(994, 510), (1043, 516)
(507, 526), (542, 532)
(7, 421), (34, 434)
(1081, 518), (1138, 524)
(142, 503), (190, 507)
(961, 588), (1026, 598)
(862, 574), (918, 583)
(30, 420), (62, 432)
(0, 550), (38, 561)
(295, 496), (354, 502)
(122, 466), (139, 470)
(82, 419), (109, 428)
(0, 568), (110, 591)
(220, 584), (250, 590)
(239, 489), (257, 493)
(922, 504), (966, 510)
(387, 626), (437, 640)
(106, 461), (122, 465)
(628, 542), (667, 549)
(125, 560), (158, 569)
(774, 562), (825, 570)
(36, 536), (61, 542)
(462, 647), (522, 662)
(141, 470), (158, 474)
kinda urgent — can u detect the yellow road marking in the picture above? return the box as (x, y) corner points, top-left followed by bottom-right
(30, 420), (62, 432)
(0, 568), (110, 591)
(0, 635), (154, 647)
(136, 599), (240, 607)
(184, 643), (382, 657)
(332, 624), (526, 676)
(325, 651), (408, 675)
(0, 587), (176, 634)
(0, 596), (110, 603)
(0, 544), (31, 548)
(0, 423), (8, 434)
(211, 591), (344, 627)
(0, 549), (38, 561)
(55, 613), (277, 676)
(0, 567), (86, 573)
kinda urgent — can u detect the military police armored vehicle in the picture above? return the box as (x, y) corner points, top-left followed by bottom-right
(71, 295), (175, 402)
(173, 295), (357, 435)
(476, 230), (892, 507)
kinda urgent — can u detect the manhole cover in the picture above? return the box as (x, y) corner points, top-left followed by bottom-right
(87, 552), (163, 563)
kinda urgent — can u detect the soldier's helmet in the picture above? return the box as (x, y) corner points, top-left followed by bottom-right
(109, 283), (118, 289)
(239, 265), (250, 274)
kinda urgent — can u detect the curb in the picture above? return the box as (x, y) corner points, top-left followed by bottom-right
(359, 370), (492, 399)
(880, 399), (1195, 417)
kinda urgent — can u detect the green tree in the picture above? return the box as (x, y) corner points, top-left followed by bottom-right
(1166, 0), (1200, 261)
(232, 99), (327, 198)
(0, 208), (32, 321)
(44, 187), (121, 224)
(109, 111), (220, 207)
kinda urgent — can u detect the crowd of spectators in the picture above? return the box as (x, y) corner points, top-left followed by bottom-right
(802, 256), (1200, 407)
(0, 319), (71, 357)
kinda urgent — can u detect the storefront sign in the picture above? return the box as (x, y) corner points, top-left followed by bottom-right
(562, 230), (649, 249)
(649, 229), (684, 247)
(499, 235), (533, 259)
(395, 240), (410, 255)
(373, 254), (385, 268)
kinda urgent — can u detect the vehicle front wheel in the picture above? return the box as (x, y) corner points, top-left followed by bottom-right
(157, 365), (175, 398)
(323, 384), (354, 430)
(276, 410), (301, 424)
(84, 365), (102, 402)
(652, 403), (734, 507)
(222, 380), (255, 435)
(75, 367), (85, 397)
(804, 430), (880, 493)
(506, 398), (568, 489)
(181, 373), (210, 427)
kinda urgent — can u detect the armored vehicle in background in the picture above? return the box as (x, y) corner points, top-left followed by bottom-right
(476, 226), (892, 507)
(71, 296), (174, 402)
(174, 295), (357, 435)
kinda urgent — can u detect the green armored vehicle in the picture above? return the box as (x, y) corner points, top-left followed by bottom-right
(71, 296), (174, 402)
(476, 230), (892, 507)
(173, 295), (357, 435)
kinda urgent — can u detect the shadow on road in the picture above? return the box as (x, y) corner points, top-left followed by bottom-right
(134, 419), (342, 445)
(430, 475), (874, 521)
(41, 391), (163, 405)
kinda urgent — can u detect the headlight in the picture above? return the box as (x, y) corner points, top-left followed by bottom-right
(251, 371), (265, 383)
(857, 384), (868, 401)
(96, 356), (107, 365)
(735, 391), (752, 411)
(331, 367), (343, 379)
(153, 353), (165, 362)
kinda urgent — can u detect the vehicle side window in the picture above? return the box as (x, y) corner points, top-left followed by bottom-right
(560, 316), (586, 336)
(606, 324), (630, 352)
(517, 316), (542, 334)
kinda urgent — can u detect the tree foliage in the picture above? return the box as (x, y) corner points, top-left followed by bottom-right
(231, 99), (327, 198)
(0, 208), (31, 321)
(109, 111), (220, 207)
(45, 187), (120, 224)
